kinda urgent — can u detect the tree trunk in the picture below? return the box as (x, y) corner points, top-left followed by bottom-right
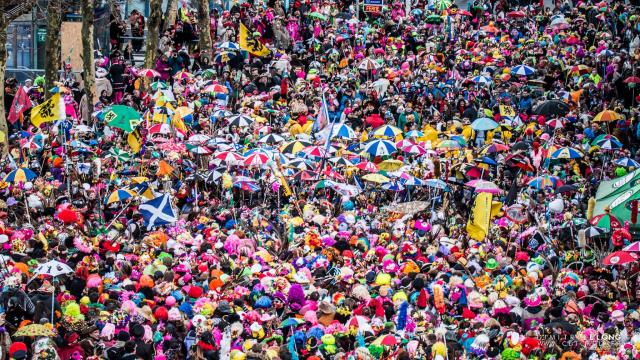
(144, 0), (162, 69)
(44, 0), (63, 97)
(164, 0), (179, 31)
(0, 17), (9, 154)
(197, 0), (212, 61)
(80, 0), (95, 122)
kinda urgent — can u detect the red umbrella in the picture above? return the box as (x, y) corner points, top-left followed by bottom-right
(506, 11), (526, 18)
(602, 251), (637, 266)
(365, 114), (384, 128)
(590, 213), (622, 231)
(624, 77), (640, 84)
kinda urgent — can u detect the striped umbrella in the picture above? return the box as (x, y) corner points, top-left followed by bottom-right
(281, 140), (312, 154)
(358, 58), (379, 71)
(403, 144), (427, 155)
(364, 139), (397, 157)
(287, 159), (310, 170)
(302, 145), (334, 158)
(4, 168), (37, 183)
(590, 213), (622, 231)
(584, 226), (606, 238)
(105, 189), (136, 204)
(173, 70), (193, 80)
(215, 151), (244, 164)
(227, 114), (254, 127)
(372, 125), (402, 138)
(150, 81), (168, 90)
(550, 147), (583, 159)
(615, 157), (640, 167)
(595, 138), (623, 150)
(328, 123), (357, 139)
(138, 68), (161, 78)
(511, 65), (536, 76)
(405, 130), (424, 138)
(244, 152), (270, 166)
(258, 134), (285, 144)
(355, 161), (379, 172)
(470, 75), (492, 85)
(216, 41), (240, 50)
(382, 182), (405, 191)
(546, 119), (565, 130)
(593, 110), (622, 122)
(329, 157), (354, 167)
(528, 175), (563, 189)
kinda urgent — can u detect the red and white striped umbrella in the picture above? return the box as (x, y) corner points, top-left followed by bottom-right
(138, 68), (161, 78)
(244, 152), (270, 166)
(355, 161), (379, 172)
(215, 151), (245, 164)
(402, 144), (427, 155)
(546, 119), (565, 130)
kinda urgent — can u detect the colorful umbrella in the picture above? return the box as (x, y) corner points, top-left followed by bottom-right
(4, 168), (37, 183)
(328, 123), (357, 139)
(590, 213), (622, 231)
(511, 65), (536, 76)
(138, 68), (161, 78)
(281, 140), (312, 154)
(215, 151), (245, 164)
(355, 161), (379, 172)
(173, 70), (193, 80)
(593, 110), (622, 122)
(244, 152), (270, 166)
(13, 324), (55, 337)
(216, 41), (240, 50)
(528, 175), (563, 189)
(595, 138), (623, 150)
(615, 157), (640, 167)
(378, 159), (404, 171)
(106, 189), (136, 204)
(550, 147), (583, 159)
(106, 148), (132, 162)
(424, 179), (449, 190)
(372, 125), (402, 138)
(583, 226), (606, 238)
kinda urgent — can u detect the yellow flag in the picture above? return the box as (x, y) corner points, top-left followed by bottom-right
(31, 93), (63, 127)
(499, 105), (516, 118)
(466, 193), (492, 241)
(239, 23), (271, 57)
(128, 128), (143, 154)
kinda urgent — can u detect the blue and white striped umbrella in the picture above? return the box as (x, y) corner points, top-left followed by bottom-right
(382, 182), (405, 191)
(511, 65), (536, 76)
(599, 49), (615, 57)
(328, 123), (357, 139)
(400, 176), (425, 186)
(615, 157), (640, 167)
(364, 139), (397, 157)
(217, 42), (240, 50)
(550, 147), (583, 159)
(405, 130), (424, 138)
(596, 138), (623, 150)
(471, 75), (492, 85)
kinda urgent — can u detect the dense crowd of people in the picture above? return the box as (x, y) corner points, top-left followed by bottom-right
(3, 0), (640, 359)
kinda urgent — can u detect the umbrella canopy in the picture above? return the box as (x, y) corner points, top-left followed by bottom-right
(104, 105), (142, 132)
(590, 213), (622, 231)
(470, 75), (492, 84)
(424, 179), (449, 190)
(528, 175), (563, 189)
(467, 180), (502, 194)
(602, 251), (637, 266)
(358, 58), (379, 70)
(258, 134), (285, 144)
(511, 65), (535, 76)
(362, 173), (390, 184)
(4, 168), (37, 183)
(328, 123), (357, 139)
(364, 140), (397, 157)
(138, 68), (161, 78)
(583, 226), (606, 238)
(378, 159), (404, 171)
(593, 110), (622, 122)
(533, 100), (570, 117)
(372, 125), (403, 138)
(471, 117), (499, 131)
(33, 260), (74, 277)
(107, 148), (132, 162)
(550, 147), (583, 159)
(106, 189), (136, 204)
(281, 140), (312, 154)
(623, 242), (640, 252)
(615, 157), (640, 167)
(227, 114), (254, 127)
(595, 138), (623, 150)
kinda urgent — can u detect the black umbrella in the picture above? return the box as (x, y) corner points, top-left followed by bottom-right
(533, 100), (570, 117)
(543, 321), (579, 333)
(511, 141), (531, 151)
(556, 184), (578, 194)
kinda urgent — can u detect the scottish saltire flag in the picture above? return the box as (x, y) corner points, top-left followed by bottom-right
(139, 194), (178, 229)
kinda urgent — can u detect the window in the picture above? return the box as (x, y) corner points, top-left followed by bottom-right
(6, 22), (34, 69)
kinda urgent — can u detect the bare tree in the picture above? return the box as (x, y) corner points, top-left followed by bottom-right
(144, 0), (163, 69)
(80, 0), (95, 122)
(44, 0), (63, 97)
(164, 0), (179, 31)
(0, 1), (37, 153)
(197, 0), (212, 61)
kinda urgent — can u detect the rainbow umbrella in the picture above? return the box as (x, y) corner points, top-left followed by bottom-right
(4, 168), (37, 183)
(593, 110), (622, 122)
(173, 70), (193, 80)
(528, 175), (563, 189)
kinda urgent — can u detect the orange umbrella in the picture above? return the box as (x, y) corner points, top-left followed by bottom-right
(156, 160), (174, 177)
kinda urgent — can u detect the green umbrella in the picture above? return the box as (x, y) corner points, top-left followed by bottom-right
(106, 148), (131, 162)
(308, 12), (328, 20)
(104, 105), (142, 133)
(426, 14), (444, 24)
(434, 0), (452, 11)
(150, 81), (168, 90)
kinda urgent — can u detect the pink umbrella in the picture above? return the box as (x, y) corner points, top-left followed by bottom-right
(623, 241), (640, 252)
(138, 68), (161, 78)
(403, 144), (427, 155)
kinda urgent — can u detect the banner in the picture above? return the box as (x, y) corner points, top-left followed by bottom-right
(128, 128), (143, 154)
(595, 168), (640, 200)
(466, 192), (492, 241)
(8, 87), (31, 124)
(499, 105), (516, 118)
(239, 23), (271, 57)
(31, 93), (64, 127)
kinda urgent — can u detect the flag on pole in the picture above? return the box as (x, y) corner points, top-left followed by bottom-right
(8, 87), (31, 124)
(312, 91), (330, 134)
(128, 127), (143, 154)
(31, 93), (64, 127)
(139, 194), (178, 229)
(239, 23), (271, 57)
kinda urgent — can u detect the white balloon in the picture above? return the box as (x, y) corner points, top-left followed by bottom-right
(549, 198), (565, 213)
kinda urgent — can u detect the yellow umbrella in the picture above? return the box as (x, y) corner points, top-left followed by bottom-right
(593, 110), (622, 122)
(378, 159), (404, 171)
(106, 189), (136, 204)
(173, 106), (193, 119)
(13, 323), (55, 337)
(362, 173), (390, 183)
